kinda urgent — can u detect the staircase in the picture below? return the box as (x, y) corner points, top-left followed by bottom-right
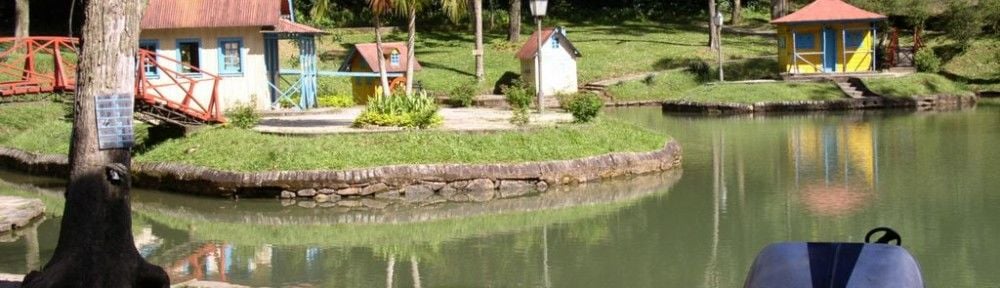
(835, 78), (880, 99)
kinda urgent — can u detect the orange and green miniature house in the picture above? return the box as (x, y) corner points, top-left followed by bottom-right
(338, 42), (421, 103)
(772, 0), (887, 74)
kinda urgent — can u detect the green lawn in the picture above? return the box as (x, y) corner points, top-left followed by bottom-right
(923, 36), (1000, 92)
(0, 101), (72, 155)
(291, 21), (775, 97)
(674, 82), (845, 104)
(864, 73), (975, 98)
(136, 118), (666, 171)
(605, 69), (703, 101)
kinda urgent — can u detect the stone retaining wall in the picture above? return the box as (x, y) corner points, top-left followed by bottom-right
(661, 95), (977, 114)
(0, 141), (682, 201)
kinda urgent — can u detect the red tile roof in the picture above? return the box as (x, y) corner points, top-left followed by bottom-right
(771, 0), (886, 24)
(341, 42), (422, 73)
(268, 19), (326, 34)
(516, 28), (581, 60)
(142, 0), (282, 29)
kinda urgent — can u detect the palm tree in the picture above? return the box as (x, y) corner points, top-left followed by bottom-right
(394, 0), (431, 96)
(368, 0), (395, 97)
(440, 0), (485, 82)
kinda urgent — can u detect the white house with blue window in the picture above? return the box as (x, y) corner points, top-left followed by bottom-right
(138, 0), (324, 112)
(516, 27), (582, 97)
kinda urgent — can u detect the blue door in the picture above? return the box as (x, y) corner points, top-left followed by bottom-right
(823, 27), (838, 72)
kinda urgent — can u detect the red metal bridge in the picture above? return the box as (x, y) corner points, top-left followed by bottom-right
(1, 36), (224, 125)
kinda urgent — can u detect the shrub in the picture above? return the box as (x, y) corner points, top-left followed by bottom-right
(449, 81), (478, 107)
(915, 49), (941, 73)
(566, 93), (604, 123)
(510, 107), (530, 126)
(353, 91), (442, 129)
(503, 80), (533, 109)
(226, 103), (261, 129)
(318, 94), (355, 108)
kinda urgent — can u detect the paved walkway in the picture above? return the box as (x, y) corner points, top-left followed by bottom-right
(0, 196), (44, 235)
(255, 107), (574, 135)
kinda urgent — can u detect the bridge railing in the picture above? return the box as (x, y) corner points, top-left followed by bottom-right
(136, 49), (223, 123)
(0, 37), (79, 95)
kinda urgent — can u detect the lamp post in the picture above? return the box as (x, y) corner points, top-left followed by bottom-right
(716, 11), (725, 82)
(530, 0), (547, 113)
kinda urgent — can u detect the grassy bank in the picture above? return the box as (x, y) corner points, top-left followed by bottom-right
(0, 101), (667, 172)
(675, 82), (844, 104)
(137, 118), (666, 171)
(864, 73), (975, 98)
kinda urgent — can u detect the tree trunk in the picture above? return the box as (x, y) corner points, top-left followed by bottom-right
(732, 0), (742, 25)
(709, 0), (719, 50)
(771, 0), (788, 20)
(20, 1), (169, 287)
(474, 0), (485, 82)
(374, 14), (392, 97)
(405, 6), (417, 96)
(14, 0), (29, 39)
(507, 0), (521, 42)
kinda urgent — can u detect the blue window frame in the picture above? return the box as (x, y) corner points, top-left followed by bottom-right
(138, 39), (159, 78)
(845, 31), (865, 49)
(218, 38), (244, 76)
(176, 38), (202, 75)
(551, 35), (561, 49)
(795, 33), (816, 50)
(390, 50), (400, 66)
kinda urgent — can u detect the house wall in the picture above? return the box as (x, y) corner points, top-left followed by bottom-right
(777, 22), (876, 74)
(140, 27), (270, 112)
(521, 35), (579, 97)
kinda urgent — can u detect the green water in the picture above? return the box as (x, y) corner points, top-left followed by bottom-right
(2, 107), (1000, 287)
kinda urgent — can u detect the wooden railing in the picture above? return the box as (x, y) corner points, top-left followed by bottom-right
(136, 49), (223, 123)
(0, 37), (78, 96)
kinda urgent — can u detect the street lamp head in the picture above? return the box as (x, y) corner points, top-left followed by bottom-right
(530, 0), (548, 17)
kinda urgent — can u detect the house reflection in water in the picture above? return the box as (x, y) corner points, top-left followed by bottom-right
(790, 121), (880, 216)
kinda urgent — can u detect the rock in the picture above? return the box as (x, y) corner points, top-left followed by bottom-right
(336, 187), (361, 196)
(405, 185), (435, 203)
(419, 181), (446, 191)
(314, 194), (331, 203)
(467, 189), (495, 202)
(362, 183), (390, 195)
(465, 179), (495, 191)
(361, 199), (390, 209)
(318, 189), (339, 195)
(297, 201), (317, 208)
(338, 200), (363, 208)
(375, 190), (404, 200)
(419, 195), (447, 206)
(280, 199), (296, 207)
(498, 180), (536, 198)
(280, 191), (297, 199)
(447, 180), (470, 190)
(439, 186), (464, 198)
(536, 181), (550, 192)
(297, 189), (317, 197)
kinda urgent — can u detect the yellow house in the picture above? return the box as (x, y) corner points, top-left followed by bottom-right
(338, 42), (421, 103)
(772, 0), (887, 74)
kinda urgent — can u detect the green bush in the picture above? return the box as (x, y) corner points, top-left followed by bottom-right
(226, 103), (261, 129)
(510, 107), (530, 126)
(353, 91), (442, 129)
(915, 49), (941, 73)
(318, 94), (355, 108)
(449, 82), (478, 107)
(503, 80), (533, 109)
(566, 93), (604, 123)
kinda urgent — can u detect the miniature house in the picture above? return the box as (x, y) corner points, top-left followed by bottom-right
(138, 0), (324, 112)
(516, 27), (582, 97)
(772, 0), (886, 74)
(338, 42), (421, 103)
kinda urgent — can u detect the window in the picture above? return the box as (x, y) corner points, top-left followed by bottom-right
(138, 40), (158, 77)
(390, 50), (401, 66)
(845, 31), (865, 49)
(218, 38), (243, 75)
(176, 39), (201, 74)
(794, 33), (816, 50)
(551, 35), (560, 49)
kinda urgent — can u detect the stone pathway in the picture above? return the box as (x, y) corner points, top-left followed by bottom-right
(254, 107), (573, 135)
(0, 196), (44, 236)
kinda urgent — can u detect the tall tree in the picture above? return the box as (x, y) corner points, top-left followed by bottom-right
(395, 0), (430, 96)
(14, 0), (29, 39)
(771, 0), (788, 20)
(732, 0), (742, 25)
(19, 0), (169, 287)
(709, 0), (719, 50)
(473, 0), (485, 82)
(508, 0), (522, 42)
(369, 0), (394, 97)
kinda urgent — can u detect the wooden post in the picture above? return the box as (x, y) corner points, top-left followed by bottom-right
(536, 18), (544, 113)
(791, 29), (799, 74)
(842, 27), (847, 73)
